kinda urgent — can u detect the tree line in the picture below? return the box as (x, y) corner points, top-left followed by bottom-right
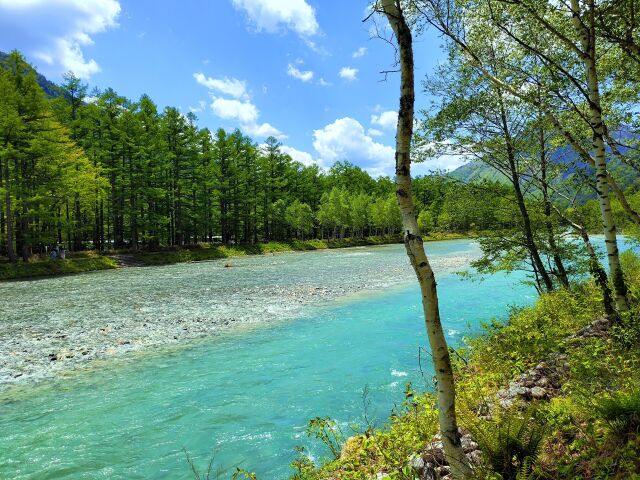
(0, 50), (519, 262)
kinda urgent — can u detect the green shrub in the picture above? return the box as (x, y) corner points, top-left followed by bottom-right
(468, 287), (602, 381)
(597, 389), (640, 441)
(0, 256), (118, 280)
(305, 417), (344, 461)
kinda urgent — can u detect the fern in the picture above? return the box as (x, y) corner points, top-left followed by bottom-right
(596, 389), (640, 440)
(468, 408), (546, 480)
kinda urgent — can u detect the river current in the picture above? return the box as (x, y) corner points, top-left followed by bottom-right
(1, 240), (536, 479)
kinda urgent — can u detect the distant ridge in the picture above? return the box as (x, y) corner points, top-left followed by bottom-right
(0, 50), (63, 98)
(449, 141), (639, 200)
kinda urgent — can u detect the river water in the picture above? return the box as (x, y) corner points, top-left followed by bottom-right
(0, 240), (536, 479)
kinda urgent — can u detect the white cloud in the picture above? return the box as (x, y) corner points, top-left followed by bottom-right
(352, 47), (367, 58)
(194, 60), (285, 140)
(313, 117), (394, 174)
(243, 122), (287, 139)
(318, 77), (331, 87)
(193, 73), (248, 99)
(0, 0), (121, 78)
(367, 128), (384, 137)
(287, 63), (314, 82)
(303, 38), (328, 55)
(211, 97), (259, 124)
(281, 145), (321, 167)
(198, 78), (285, 139)
(189, 100), (207, 113)
(413, 154), (469, 174)
(231, 0), (319, 36)
(339, 66), (358, 81)
(371, 110), (398, 130)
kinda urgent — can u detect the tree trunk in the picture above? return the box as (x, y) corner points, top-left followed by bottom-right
(73, 195), (82, 251)
(553, 203), (616, 319)
(3, 158), (16, 262)
(498, 98), (554, 292)
(380, 1), (472, 477)
(539, 125), (569, 287)
(580, 228), (617, 319)
(571, 0), (628, 311)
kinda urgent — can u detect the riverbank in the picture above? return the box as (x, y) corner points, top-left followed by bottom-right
(0, 255), (118, 281)
(0, 232), (471, 281)
(300, 251), (640, 480)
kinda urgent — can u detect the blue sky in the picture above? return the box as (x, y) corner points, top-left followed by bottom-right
(0, 0), (465, 176)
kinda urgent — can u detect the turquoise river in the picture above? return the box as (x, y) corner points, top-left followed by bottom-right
(2, 239), (557, 479)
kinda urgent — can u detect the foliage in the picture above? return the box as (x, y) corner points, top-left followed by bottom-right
(468, 409), (547, 480)
(596, 389), (640, 441)
(305, 417), (344, 461)
(468, 287), (602, 380)
(0, 255), (117, 280)
(0, 52), (508, 263)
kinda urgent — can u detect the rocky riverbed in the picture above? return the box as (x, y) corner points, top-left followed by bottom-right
(0, 242), (479, 390)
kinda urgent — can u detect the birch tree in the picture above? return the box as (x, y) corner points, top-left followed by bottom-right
(568, 0), (629, 310)
(411, 0), (631, 312)
(377, 1), (472, 477)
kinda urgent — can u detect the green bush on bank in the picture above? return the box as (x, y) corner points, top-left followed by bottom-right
(132, 236), (406, 266)
(0, 233), (475, 281)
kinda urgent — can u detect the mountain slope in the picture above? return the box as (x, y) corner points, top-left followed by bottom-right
(449, 141), (640, 199)
(0, 51), (63, 98)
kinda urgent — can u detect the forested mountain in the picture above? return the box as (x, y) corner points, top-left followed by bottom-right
(449, 160), (499, 183)
(451, 144), (640, 195)
(0, 50), (62, 98)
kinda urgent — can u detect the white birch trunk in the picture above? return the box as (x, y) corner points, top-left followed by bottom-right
(379, 1), (472, 477)
(571, 0), (629, 311)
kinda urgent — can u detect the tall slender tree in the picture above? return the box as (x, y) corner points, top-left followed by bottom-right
(378, 1), (472, 477)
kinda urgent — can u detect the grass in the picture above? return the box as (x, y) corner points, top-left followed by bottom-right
(292, 254), (640, 480)
(0, 254), (118, 281)
(133, 232), (472, 266)
(131, 235), (408, 266)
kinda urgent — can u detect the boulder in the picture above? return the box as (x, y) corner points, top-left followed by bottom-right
(467, 449), (483, 465)
(460, 435), (478, 454)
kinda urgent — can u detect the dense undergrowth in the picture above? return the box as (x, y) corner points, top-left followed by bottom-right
(290, 251), (640, 480)
(0, 233), (470, 280)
